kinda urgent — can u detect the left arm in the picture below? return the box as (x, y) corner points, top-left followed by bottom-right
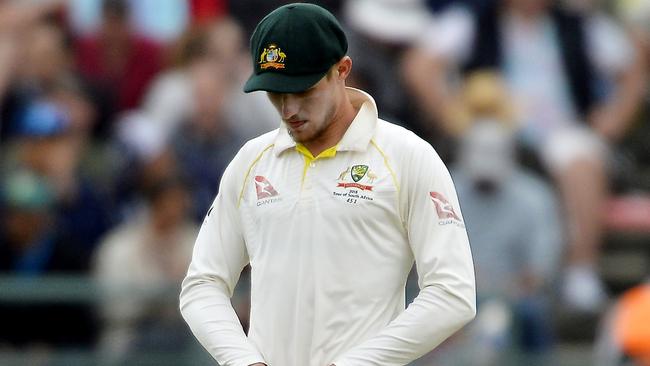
(588, 18), (646, 142)
(332, 137), (476, 366)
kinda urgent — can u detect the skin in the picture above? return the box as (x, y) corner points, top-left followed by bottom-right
(266, 56), (356, 157)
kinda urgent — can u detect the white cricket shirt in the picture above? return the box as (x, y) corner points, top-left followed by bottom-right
(180, 88), (476, 366)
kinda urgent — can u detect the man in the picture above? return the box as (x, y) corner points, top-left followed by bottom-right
(180, 4), (476, 366)
(402, 0), (646, 312)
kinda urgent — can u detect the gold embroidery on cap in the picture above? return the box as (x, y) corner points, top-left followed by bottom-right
(259, 44), (286, 69)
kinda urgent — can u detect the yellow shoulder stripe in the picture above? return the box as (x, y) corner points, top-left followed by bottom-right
(238, 144), (275, 208)
(370, 139), (400, 193)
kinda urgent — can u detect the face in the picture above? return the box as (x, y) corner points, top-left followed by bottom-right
(266, 72), (340, 144)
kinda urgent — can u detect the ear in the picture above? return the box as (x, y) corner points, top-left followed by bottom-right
(336, 56), (353, 82)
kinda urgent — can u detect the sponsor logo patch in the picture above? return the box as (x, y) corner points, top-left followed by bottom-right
(429, 191), (464, 227)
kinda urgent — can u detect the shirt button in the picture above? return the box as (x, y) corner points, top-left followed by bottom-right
(309, 162), (316, 168)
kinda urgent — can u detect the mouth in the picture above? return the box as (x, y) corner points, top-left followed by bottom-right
(286, 120), (307, 129)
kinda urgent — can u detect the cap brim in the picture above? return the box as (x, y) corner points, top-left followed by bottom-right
(243, 71), (327, 93)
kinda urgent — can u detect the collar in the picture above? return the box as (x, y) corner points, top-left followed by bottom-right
(273, 87), (379, 156)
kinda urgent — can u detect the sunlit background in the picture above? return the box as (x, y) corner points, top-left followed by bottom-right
(0, 0), (649, 365)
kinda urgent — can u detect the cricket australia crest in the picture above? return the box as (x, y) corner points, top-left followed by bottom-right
(351, 165), (368, 182)
(259, 44), (286, 70)
(335, 165), (375, 191)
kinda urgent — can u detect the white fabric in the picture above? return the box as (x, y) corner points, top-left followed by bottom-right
(418, 6), (475, 62)
(95, 211), (197, 354)
(180, 88), (476, 366)
(420, 7), (634, 74)
(417, 8), (635, 148)
(345, 0), (434, 43)
(541, 125), (607, 173)
(142, 70), (194, 138)
(502, 14), (577, 146)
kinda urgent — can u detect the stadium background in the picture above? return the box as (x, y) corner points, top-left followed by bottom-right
(0, 0), (649, 365)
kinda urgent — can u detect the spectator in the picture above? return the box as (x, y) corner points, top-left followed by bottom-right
(94, 176), (196, 358)
(418, 73), (562, 365)
(111, 110), (178, 221)
(142, 16), (277, 143)
(75, 0), (163, 134)
(402, 0), (646, 312)
(1, 12), (73, 140)
(9, 99), (112, 261)
(448, 121), (561, 364)
(169, 59), (244, 220)
(343, 0), (433, 134)
(0, 169), (97, 347)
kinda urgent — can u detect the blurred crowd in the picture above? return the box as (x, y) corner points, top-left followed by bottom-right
(0, 0), (649, 365)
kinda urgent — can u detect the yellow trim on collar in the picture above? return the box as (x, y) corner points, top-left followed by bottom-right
(295, 144), (338, 183)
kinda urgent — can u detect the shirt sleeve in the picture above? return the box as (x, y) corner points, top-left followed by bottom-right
(179, 151), (266, 366)
(333, 137), (476, 366)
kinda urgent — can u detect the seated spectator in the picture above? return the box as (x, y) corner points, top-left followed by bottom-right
(142, 16), (277, 143)
(343, 0), (434, 136)
(419, 75), (562, 365)
(0, 169), (97, 347)
(441, 120), (562, 365)
(1, 12), (74, 140)
(93, 176), (197, 359)
(9, 99), (112, 261)
(168, 57), (245, 221)
(75, 0), (162, 135)
(402, 0), (647, 312)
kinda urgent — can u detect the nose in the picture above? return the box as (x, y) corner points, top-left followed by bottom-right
(280, 94), (299, 120)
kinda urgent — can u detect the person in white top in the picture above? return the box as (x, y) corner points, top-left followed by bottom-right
(402, 0), (646, 312)
(179, 4), (476, 366)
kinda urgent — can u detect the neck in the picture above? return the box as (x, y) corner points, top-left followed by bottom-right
(303, 89), (356, 156)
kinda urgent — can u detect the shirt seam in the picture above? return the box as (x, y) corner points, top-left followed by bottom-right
(237, 144), (275, 208)
(370, 139), (405, 227)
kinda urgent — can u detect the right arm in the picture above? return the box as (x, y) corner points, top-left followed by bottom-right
(179, 154), (266, 366)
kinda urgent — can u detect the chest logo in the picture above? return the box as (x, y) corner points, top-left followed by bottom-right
(336, 165), (375, 191)
(255, 176), (279, 199)
(351, 165), (368, 182)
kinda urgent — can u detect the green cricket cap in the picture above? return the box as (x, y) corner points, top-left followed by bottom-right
(243, 3), (348, 93)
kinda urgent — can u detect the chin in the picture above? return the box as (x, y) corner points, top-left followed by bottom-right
(289, 130), (313, 143)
